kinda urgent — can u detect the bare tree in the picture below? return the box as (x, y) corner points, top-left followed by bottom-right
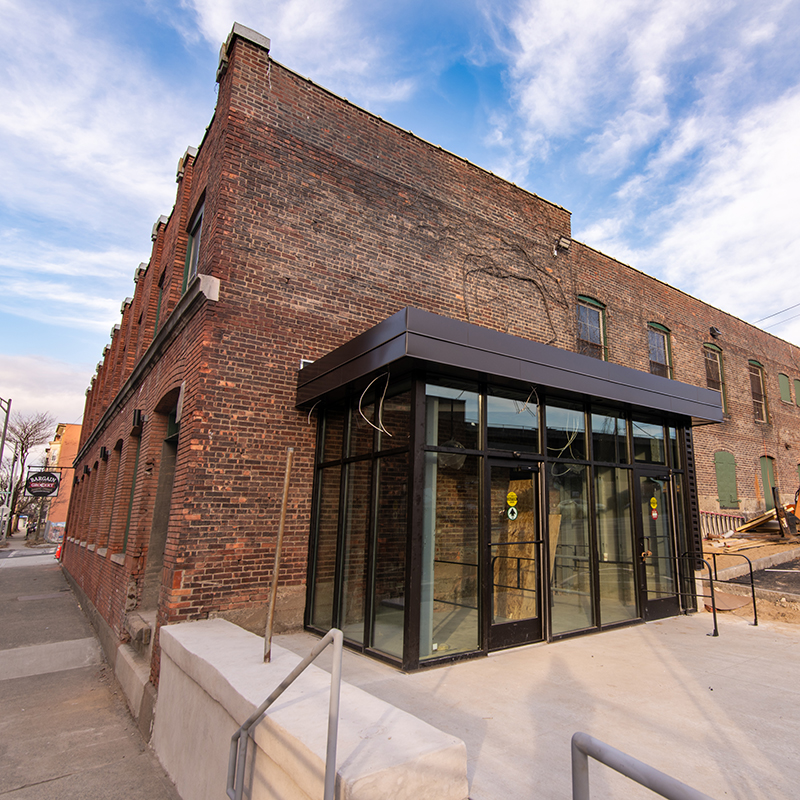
(7, 411), (56, 534)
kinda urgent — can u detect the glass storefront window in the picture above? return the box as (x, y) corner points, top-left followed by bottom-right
(377, 386), (412, 451)
(310, 465), (341, 630)
(487, 386), (539, 453)
(547, 462), (593, 633)
(340, 461), (372, 644)
(348, 397), (375, 458)
(425, 381), (480, 451)
(632, 418), (666, 464)
(591, 408), (628, 464)
(321, 404), (345, 463)
(546, 402), (586, 461)
(668, 427), (681, 469)
(310, 375), (694, 668)
(372, 453), (409, 658)
(595, 466), (637, 624)
(420, 453), (480, 659)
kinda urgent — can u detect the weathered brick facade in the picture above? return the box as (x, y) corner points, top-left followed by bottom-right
(64, 25), (800, 686)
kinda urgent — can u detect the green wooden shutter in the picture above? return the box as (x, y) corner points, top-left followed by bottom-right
(779, 373), (792, 403)
(714, 451), (738, 509)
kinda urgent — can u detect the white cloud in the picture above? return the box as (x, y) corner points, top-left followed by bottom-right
(0, 354), (90, 426)
(184, 0), (415, 105)
(485, 0), (798, 182)
(0, 0), (208, 234)
(581, 88), (800, 341)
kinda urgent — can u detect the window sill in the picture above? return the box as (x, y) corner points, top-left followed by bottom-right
(110, 553), (126, 566)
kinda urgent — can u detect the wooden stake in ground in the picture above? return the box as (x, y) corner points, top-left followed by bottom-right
(265, 447), (294, 663)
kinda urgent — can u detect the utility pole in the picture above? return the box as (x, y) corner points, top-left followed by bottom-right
(0, 396), (10, 541)
(3, 444), (18, 541)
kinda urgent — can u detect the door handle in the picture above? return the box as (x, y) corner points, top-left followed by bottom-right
(641, 550), (652, 558)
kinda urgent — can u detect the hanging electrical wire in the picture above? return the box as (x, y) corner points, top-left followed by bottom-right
(754, 301), (800, 324)
(306, 400), (320, 425)
(358, 372), (392, 437)
(762, 310), (800, 330)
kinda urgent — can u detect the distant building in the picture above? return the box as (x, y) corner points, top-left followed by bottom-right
(44, 422), (81, 541)
(63, 24), (800, 729)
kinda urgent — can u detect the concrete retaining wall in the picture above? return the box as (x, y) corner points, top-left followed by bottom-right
(153, 620), (469, 800)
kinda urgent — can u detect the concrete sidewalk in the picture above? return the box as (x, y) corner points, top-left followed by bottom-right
(276, 611), (800, 799)
(0, 536), (180, 799)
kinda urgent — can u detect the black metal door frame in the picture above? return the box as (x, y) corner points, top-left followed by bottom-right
(633, 466), (681, 621)
(485, 458), (544, 650)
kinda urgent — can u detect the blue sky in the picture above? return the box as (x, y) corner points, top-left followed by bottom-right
(1, 0), (799, 427)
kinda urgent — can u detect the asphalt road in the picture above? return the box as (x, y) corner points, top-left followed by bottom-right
(730, 557), (800, 596)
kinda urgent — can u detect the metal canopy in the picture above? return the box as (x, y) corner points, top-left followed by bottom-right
(296, 307), (723, 424)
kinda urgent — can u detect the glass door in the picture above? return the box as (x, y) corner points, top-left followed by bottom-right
(634, 469), (680, 620)
(487, 462), (543, 649)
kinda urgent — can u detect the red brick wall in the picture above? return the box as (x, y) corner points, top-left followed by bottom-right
(64, 29), (800, 683)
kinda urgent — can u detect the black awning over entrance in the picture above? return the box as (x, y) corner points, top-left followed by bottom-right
(296, 307), (723, 424)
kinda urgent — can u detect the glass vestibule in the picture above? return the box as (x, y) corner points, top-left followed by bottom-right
(307, 381), (412, 662)
(306, 374), (695, 669)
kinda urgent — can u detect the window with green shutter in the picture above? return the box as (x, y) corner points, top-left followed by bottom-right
(779, 373), (792, 403)
(714, 451), (738, 508)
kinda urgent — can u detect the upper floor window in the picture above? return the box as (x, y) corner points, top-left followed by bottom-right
(182, 204), (204, 293)
(778, 373), (792, 404)
(154, 272), (165, 333)
(748, 360), (768, 422)
(648, 323), (671, 378)
(795, 379), (800, 408)
(577, 296), (605, 360)
(703, 344), (726, 412)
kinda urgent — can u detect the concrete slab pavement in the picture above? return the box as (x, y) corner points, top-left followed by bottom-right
(0, 536), (180, 799)
(276, 612), (800, 800)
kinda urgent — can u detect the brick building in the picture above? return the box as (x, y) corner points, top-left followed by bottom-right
(43, 422), (81, 541)
(63, 24), (800, 716)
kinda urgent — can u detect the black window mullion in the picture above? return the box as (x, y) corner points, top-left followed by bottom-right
(403, 376), (426, 670)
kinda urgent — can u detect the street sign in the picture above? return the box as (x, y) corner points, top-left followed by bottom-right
(25, 472), (60, 498)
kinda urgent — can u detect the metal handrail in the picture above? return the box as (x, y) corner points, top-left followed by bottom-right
(227, 628), (343, 800)
(571, 732), (714, 800)
(705, 552), (758, 626)
(645, 553), (719, 637)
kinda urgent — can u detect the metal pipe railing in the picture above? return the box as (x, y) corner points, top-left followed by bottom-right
(646, 553), (719, 636)
(706, 551), (758, 626)
(227, 628), (343, 800)
(571, 732), (714, 800)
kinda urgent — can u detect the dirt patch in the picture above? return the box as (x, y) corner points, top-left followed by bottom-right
(702, 538), (800, 625)
(728, 596), (800, 625)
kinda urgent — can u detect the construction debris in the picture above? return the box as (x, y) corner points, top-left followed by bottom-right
(734, 503), (800, 541)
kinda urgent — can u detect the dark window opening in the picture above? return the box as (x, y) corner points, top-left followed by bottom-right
(648, 325), (670, 378)
(749, 362), (767, 422)
(577, 298), (605, 360)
